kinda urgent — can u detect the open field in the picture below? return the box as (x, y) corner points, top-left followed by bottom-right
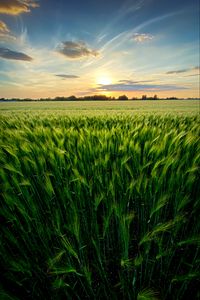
(0, 102), (200, 299)
(0, 99), (199, 115)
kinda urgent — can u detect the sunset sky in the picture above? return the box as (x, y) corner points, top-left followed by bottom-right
(0, 0), (199, 99)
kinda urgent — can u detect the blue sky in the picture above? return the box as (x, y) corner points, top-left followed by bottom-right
(0, 0), (199, 98)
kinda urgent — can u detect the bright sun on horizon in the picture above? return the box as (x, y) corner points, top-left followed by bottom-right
(97, 76), (112, 85)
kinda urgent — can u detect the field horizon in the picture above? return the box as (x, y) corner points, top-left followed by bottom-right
(0, 99), (199, 116)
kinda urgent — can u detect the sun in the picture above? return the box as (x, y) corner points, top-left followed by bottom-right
(97, 75), (112, 85)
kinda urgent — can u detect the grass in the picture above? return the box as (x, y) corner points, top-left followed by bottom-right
(0, 99), (199, 115)
(0, 102), (200, 299)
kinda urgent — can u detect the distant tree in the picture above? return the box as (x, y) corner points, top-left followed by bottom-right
(142, 95), (147, 100)
(93, 95), (108, 100)
(132, 97), (138, 100)
(166, 97), (178, 100)
(118, 95), (128, 100)
(55, 96), (67, 101)
(67, 95), (76, 100)
(153, 94), (158, 100)
(82, 94), (109, 100)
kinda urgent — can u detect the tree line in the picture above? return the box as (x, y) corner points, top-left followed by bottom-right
(0, 95), (181, 101)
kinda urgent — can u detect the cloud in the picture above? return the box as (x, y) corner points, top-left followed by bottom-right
(119, 79), (155, 84)
(166, 66), (200, 74)
(0, 47), (33, 61)
(99, 10), (183, 61)
(96, 0), (145, 44)
(0, 0), (39, 15)
(55, 74), (79, 79)
(166, 69), (188, 74)
(132, 33), (154, 43)
(193, 66), (200, 71)
(0, 20), (10, 33)
(184, 74), (199, 77)
(0, 20), (16, 41)
(57, 41), (99, 59)
(96, 82), (188, 92)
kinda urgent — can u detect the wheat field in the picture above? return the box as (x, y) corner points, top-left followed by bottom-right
(0, 101), (200, 299)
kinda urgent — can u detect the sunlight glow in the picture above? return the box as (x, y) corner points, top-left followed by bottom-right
(97, 75), (112, 85)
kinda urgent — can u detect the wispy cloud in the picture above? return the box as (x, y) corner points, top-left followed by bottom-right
(184, 74), (199, 77)
(119, 79), (155, 84)
(100, 11), (183, 56)
(96, 34), (107, 43)
(0, 20), (10, 33)
(84, 7), (173, 69)
(166, 66), (200, 74)
(132, 33), (154, 43)
(0, 20), (16, 41)
(55, 74), (79, 79)
(0, 47), (33, 61)
(166, 69), (188, 74)
(96, 82), (188, 92)
(96, 0), (146, 44)
(0, 0), (39, 15)
(57, 41), (99, 59)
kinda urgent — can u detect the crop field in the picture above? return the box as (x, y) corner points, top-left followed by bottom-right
(0, 99), (199, 115)
(0, 101), (200, 299)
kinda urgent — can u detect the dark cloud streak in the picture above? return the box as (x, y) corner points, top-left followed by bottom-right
(97, 83), (188, 91)
(0, 47), (33, 61)
(119, 79), (155, 84)
(57, 41), (99, 59)
(166, 66), (199, 74)
(166, 69), (188, 74)
(56, 74), (79, 79)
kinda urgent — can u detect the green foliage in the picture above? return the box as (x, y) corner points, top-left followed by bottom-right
(0, 113), (199, 299)
(137, 288), (159, 300)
